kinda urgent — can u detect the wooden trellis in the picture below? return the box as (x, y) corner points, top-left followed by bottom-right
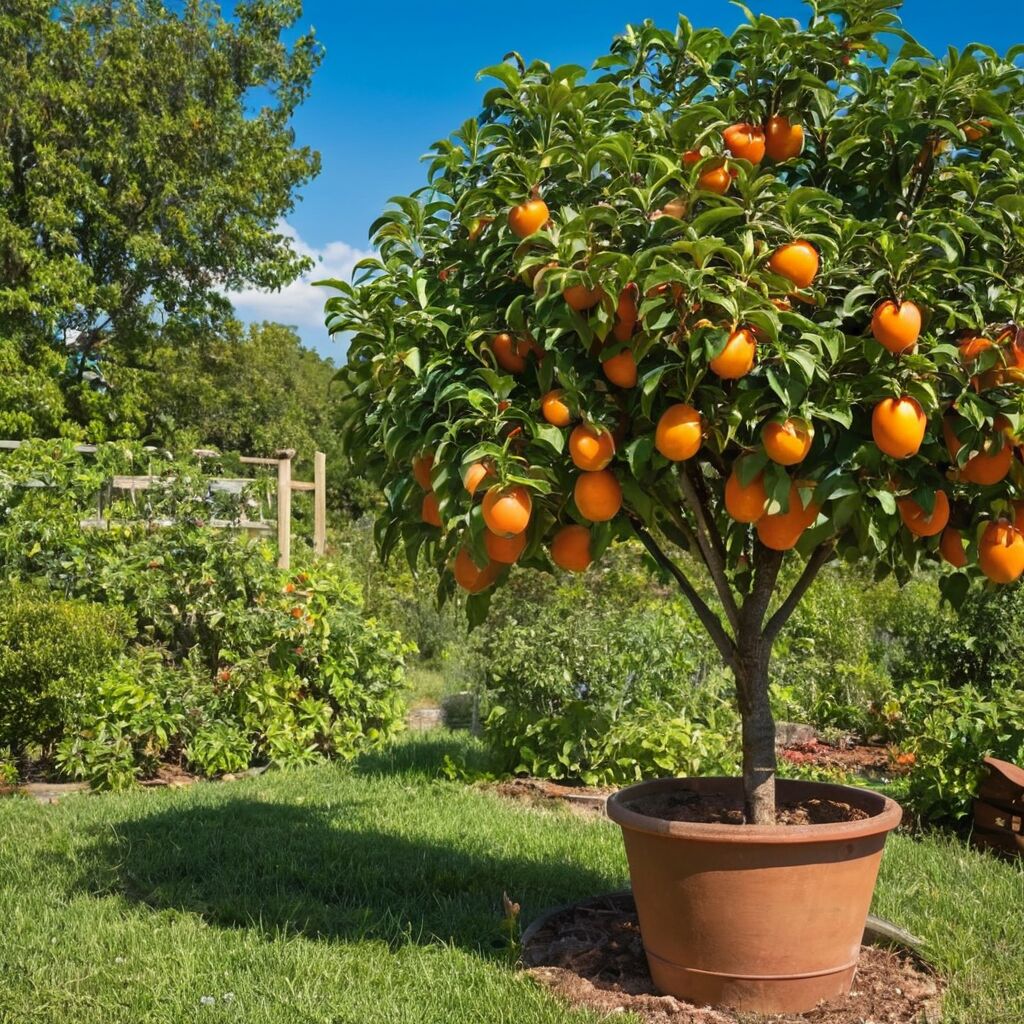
(0, 441), (325, 569)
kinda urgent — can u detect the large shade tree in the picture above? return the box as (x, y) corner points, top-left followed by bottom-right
(326, 0), (1024, 822)
(0, 0), (320, 368)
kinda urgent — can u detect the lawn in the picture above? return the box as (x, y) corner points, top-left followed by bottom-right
(0, 733), (1021, 1024)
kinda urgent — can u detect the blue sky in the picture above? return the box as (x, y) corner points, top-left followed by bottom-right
(227, 1), (1024, 356)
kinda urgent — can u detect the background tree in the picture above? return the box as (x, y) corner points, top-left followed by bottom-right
(0, 0), (320, 373)
(140, 321), (377, 515)
(326, 0), (1024, 822)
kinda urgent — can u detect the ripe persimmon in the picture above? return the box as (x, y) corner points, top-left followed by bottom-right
(939, 526), (968, 568)
(963, 438), (1013, 485)
(612, 287), (639, 342)
(602, 348), (638, 388)
(540, 389), (574, 427)
(563, 284), (605, 311)
(979, 520), (1024, 584)
(463, 460), (494, 495)
(872, 397), (926, 459)
(723, 122), (766, 163)
(763, 419), (813, 466)
(959, 335), (993, 364)
(697, 162), (731, 194)
(653, 197), (688, 220)
(768, 241), (819, 289)
(482, 484), (532, 537)
(724, 468), (768, 523)
(897, 490), (950, 537)
(764, 115), (804, 161)
(453, 548), (499, 592)
(756, 482), (818, 551)
(574, 469), (622, 522)
(491, 332), (531, 373)
(962, 118), (993, 143)
(871, 301), (921, 355)
(709, 327), (756, 379)
(421, 492), (442, 527)
(508, 198), (549, 238)
(569, 424), (616, 471)
(655, 404), (703, 461)
(484, 528), (527, 564)
(412, 451), (434, 490)
(551, 524), (592, 572)
(944, 417), (1013, 485)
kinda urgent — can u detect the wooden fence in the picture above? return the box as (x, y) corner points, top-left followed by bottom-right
(0, 441), (325, 570)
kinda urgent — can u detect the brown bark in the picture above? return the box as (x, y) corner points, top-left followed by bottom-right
(735, 544), (783, 824)
(736, 642), (776, 824)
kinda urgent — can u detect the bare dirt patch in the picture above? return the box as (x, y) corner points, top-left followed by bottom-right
(491, 777), (611, 813)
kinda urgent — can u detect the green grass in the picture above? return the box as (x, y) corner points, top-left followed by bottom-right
(1, 732), (1022, 1024)
(403, 665), (452, 708)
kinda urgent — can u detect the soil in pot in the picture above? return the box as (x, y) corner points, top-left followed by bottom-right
(625, 788), (869, 826)
(522, 892), (942, 1024)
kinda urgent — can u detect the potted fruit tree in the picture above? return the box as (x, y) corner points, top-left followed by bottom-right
(324, 0), (1024, 1013)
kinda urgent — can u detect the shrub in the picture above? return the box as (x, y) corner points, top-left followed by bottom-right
(54, 560), (411, 787)
(0, 442), (412, 786)
(0, 585), (130, 755)
(884, 679), (1024, 822)
(888, 584), (1024, 693)
(482, 585), (738, 785)
(55, 653), (185, 790)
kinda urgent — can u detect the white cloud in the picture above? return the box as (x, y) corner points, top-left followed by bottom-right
(226, 223), (372, 347)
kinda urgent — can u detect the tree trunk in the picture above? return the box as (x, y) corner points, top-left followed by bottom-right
(736, 633), (777, 825)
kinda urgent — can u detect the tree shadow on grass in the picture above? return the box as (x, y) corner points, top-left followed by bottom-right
(351, 730), (496, 781)
(72, 795), (615, 954)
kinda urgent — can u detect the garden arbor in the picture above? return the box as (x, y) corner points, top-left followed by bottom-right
(326, 0), (1024, 824)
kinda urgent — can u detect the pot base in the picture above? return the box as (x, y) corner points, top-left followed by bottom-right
(646, 947), (857, 1015)
(522, 891), (942, 1023)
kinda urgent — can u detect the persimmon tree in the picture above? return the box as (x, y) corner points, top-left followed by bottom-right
(324, 0), (1024, 823)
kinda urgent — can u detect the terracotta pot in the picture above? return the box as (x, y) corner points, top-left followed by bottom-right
(606, 776), (903, 1014)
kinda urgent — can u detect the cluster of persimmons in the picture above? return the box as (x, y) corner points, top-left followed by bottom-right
(412, 114), (1024, 594)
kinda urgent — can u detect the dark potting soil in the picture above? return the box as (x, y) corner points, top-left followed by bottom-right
(625, 789), (870, 826)
(522, 892), (942, 1024)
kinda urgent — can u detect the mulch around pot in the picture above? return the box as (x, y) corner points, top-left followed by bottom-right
(624, 789), (870, 826)
(522, 892), (942, 1024)
(490, 777), (611, 813)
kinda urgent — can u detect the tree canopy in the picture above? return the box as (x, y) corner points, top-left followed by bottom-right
(325, 0), (1024, 820)
(0, 0), (321, 360)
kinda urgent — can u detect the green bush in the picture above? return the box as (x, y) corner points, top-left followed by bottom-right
(0, 443), (412, 787)
(52, 559), (412, 788)
(55, 653), (185, 790)
(888, 585), (1024, 693)
(883, 679), (1024, 822)
(481, 576), (738, 785)
(0, 585), (130, 755)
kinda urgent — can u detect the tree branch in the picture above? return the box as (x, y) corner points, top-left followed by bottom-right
(763, 540), (836, 643)
(678, 466), (740, 631)
(628, 515), (737, 671)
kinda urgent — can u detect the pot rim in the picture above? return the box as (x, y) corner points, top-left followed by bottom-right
(606, 776), (903, 845)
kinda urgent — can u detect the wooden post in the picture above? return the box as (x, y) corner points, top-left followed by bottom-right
(313, 451), (327, 556)
(276, 454), (292, 570)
